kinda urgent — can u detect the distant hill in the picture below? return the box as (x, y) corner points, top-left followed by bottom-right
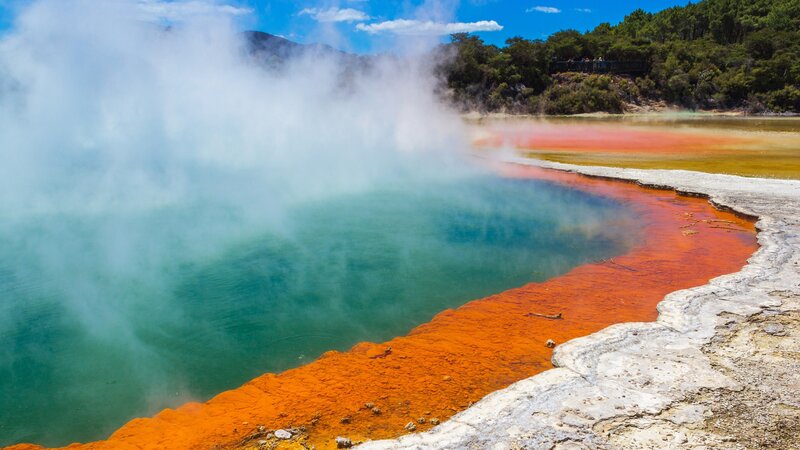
(243, 31), (361, 66)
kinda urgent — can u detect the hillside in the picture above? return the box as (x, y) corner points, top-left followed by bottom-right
(435, 0), (800, 114)
(244, 31), (363, 67)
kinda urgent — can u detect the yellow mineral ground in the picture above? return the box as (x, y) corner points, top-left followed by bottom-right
(474, 117), (800, 179)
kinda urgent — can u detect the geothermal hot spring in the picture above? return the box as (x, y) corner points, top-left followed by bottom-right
(0, 1), (639, 447)
(0, 175), (638, 446)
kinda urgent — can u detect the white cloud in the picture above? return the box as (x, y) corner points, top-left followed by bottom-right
(575, 8), (592, 13)
(356, 19), (503, 36)
(298, 7), (369, 23)
(137, 0), (253, 21)
(526, 6), (561, 13)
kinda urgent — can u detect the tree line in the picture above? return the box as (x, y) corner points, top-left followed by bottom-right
(434, 0), (800, 114)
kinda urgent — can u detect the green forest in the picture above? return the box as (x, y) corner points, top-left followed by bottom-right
(436, 0), (800, 114)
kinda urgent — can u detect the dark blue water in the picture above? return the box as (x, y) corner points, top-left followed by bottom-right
(0, 175), (638, 447)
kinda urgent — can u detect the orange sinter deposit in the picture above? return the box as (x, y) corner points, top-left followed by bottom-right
(8, 165), (757, 450)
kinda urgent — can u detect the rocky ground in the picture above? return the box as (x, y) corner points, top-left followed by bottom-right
(357, 161), (800, 450)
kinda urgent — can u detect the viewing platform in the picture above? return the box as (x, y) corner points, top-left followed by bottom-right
(550, 60), (649, 75)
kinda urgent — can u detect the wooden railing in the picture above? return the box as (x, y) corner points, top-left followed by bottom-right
(550, 60), (649, 75)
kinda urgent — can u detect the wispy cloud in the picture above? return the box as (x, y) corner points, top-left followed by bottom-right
(356, 19), (503, 35)
(298, 7), (369, 23)
(526, 6), (561, 13)
(137, 0), (253, 22)
(575, 8), (592, 13)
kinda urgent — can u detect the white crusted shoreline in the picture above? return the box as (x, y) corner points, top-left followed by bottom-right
(358, 160), (800, 449)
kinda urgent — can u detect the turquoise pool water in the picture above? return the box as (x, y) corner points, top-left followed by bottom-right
(0, 175), (638, 446)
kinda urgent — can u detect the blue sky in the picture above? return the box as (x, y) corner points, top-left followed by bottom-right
(0, 0), (693, 53)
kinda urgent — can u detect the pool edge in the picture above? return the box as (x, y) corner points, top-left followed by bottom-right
(359, 161), (800, 449)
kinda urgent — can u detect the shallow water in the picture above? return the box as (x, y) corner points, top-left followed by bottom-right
(0, 175), (637, 447)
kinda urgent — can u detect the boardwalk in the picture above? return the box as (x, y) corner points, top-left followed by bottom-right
(550, 60), (649, 75)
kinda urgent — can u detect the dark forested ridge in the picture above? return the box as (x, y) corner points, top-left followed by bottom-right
(436, 0), (800, 114)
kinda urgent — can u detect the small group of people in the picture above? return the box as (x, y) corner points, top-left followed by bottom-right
(566, 56), (605, 62)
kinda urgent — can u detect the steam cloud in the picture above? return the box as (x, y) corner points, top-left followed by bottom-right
(0, 0), (471, 435)
(0, 0), (474, 334)
(0, 0), (469, 216)
(0, 2), (641, 447)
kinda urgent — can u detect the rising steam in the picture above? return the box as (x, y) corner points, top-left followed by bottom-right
(0, 1), (638, 447)
(0, 0), (473, 339)
(0, 0), (473, 443)
(0, 0), (468, 216)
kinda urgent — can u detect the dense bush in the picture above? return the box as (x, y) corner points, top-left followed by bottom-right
(436, 0), (800, 114)
(529, 74), (638, 114)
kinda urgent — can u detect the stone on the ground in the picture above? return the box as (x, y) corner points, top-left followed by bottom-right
(336, 436), (353, 448)
(274, 429), (292, 440)
(763, 322), (786, 336)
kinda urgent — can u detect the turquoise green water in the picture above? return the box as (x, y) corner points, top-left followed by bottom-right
(0, 176), (639, 447)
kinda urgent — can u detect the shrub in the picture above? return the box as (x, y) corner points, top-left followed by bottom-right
(766, 86), (800, 112)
